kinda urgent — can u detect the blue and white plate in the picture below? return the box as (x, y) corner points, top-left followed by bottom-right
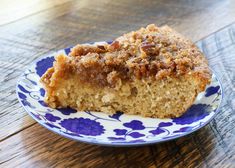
(16, 42), (222, 146)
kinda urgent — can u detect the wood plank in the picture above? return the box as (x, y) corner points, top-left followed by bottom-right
(1, 0), (235, 41)
(0, 0), (72, 25)
(0, 124), (155, 168)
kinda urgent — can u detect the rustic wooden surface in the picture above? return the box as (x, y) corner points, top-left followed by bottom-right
(0, 0), (235, 167)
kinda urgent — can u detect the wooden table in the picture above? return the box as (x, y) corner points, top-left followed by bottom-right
(0, 0), (235, 167)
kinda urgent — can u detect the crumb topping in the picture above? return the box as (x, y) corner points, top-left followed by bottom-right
(59, 24), (211, 87)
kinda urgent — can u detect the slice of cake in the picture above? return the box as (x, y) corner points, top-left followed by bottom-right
(41, 24), (211, 118)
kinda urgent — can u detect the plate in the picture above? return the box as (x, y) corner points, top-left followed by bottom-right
(16, 42), (222, 146)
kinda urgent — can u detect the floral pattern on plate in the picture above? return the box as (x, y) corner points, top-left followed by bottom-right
(16, 43), (222, 146)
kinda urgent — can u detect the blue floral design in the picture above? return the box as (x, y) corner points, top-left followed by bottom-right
(205, 86), (220, 97)
(36, 56), (54, 77)
(149, 128), (165, 135)
(18, 92), (35, 108)
(18, 92), (26, 99)
(149, 122), (173, 135)
(114, 129), (127, 135)
(113, 128), (145, 139)
(109, 111), (123, 121)
(123, 120), (145, 130)
(158, 122), (173, 127)
(39, 88), (45, 97)
(18, 84), (30, 93)
(45, 113), (61, 122)
(60, 118), (105, 136)
(173, 126), (194, 133)
(172, 104), (212, 125)
(128, 132), (145, 138)
(64, 47), (71, 55)
(58, 108), (77, 115)
(31, 112), (42, 120)
(112, 121), (146, 140)
(38, 100), (48, 107)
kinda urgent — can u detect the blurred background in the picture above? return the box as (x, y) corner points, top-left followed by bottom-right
(0, 0), (235, 44)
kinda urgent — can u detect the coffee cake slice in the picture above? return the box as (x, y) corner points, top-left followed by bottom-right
(41, 24), (211, 118)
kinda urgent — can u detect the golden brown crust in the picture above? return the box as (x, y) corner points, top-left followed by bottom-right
(47, 24), (211, 90)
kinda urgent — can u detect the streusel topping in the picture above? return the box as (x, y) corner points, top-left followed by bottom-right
(65, 24), (211, 87)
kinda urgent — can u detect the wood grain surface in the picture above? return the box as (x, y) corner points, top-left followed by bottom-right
(0, 0), (235, 167)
